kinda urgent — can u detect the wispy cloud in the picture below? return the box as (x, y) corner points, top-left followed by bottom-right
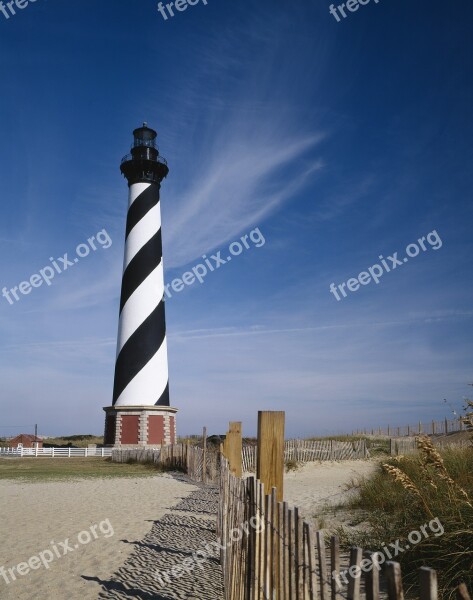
(138, 10), (329, 268)
(170, 309), (473, 341)
(164, 133), (324, 267)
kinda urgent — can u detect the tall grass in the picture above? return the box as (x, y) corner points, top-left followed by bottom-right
(340, 438), (473, 598)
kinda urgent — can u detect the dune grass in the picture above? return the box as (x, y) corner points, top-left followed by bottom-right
(0, 457), (165, 481)
(338, 440), (473, 598)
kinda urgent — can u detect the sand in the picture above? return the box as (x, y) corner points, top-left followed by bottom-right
(284, 459), (378, 529)
(0, 459), (378, 599)
(0, 472), (198, 599)
(97, 483), (224, 599)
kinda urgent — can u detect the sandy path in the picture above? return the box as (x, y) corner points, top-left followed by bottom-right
(284, 459), (378, 528)
(0, 459), (378, 599)
(0, 473), (197, 600)
(97, 483), (224, 599)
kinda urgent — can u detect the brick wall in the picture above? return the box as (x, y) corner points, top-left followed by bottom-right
(120, 415), (140, 445)
(148, 415), (165, 445)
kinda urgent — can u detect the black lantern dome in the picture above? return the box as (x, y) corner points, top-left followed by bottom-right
(120, 122), (169, 185)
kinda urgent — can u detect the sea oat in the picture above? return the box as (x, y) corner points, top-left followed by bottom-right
(383, 463), (434, 517)
(383, 464), (420, 495)
(417, 436), (472, 506)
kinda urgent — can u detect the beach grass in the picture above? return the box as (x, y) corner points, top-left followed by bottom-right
(337, 441), (473, 598)
(0, 457), (165, 481)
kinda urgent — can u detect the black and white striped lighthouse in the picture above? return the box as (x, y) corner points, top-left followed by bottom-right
(104, 124), (177, 447)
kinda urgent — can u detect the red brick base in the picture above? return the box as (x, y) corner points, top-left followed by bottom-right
(103, 406), (178, 447)
(148, 415), (165, 445)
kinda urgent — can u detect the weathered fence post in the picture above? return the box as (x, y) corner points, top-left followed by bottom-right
(331, 536), (340, 600)
(457, 583), (472, 600)
(257, 411), (285, 502)
(385, 562), (404, 600)
(419, 566), (438, 600)
(347, 547), (362, 600)
(226, 421), (242, 478)
(364, 550), (380, 600)
(202, 426), (207, 484)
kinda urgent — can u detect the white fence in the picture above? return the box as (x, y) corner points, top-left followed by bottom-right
(0, 447), (112, 457)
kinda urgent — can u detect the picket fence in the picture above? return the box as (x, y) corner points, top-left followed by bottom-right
(241, 439), (369, 472)
(389, 437), (418, 456)
(390, 436), (472, 456)
(217, 455), (454, 600)
(218, 455), (321, 599)
(109, 441), (472, 600)
(0, 447), (112, 457)
(111, 442), (221, 482)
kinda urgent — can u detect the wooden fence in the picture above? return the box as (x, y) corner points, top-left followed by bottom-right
(353, 417), (464, 438)
(218, 455), (319, 599)
(110, 439), (368, 483)
(111, 442), (221, 483)
(390, 436), (472, 456)
(111, 439), (369, 477)
(389, 437), (418, 456)
(241, 439), (369, 472)
(107, 432), (471, 600)
(285, 439), (369, 462)
(217, 455), (452, 600)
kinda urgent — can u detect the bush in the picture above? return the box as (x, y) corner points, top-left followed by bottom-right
(285, 459), (300, 472)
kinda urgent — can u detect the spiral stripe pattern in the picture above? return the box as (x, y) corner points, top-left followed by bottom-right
(112, 181), (169, 407)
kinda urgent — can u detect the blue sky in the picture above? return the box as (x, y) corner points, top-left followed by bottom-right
(0, 0), (472, 438)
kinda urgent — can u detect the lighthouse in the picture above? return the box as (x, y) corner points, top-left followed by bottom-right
(103, 124), (177, 447)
